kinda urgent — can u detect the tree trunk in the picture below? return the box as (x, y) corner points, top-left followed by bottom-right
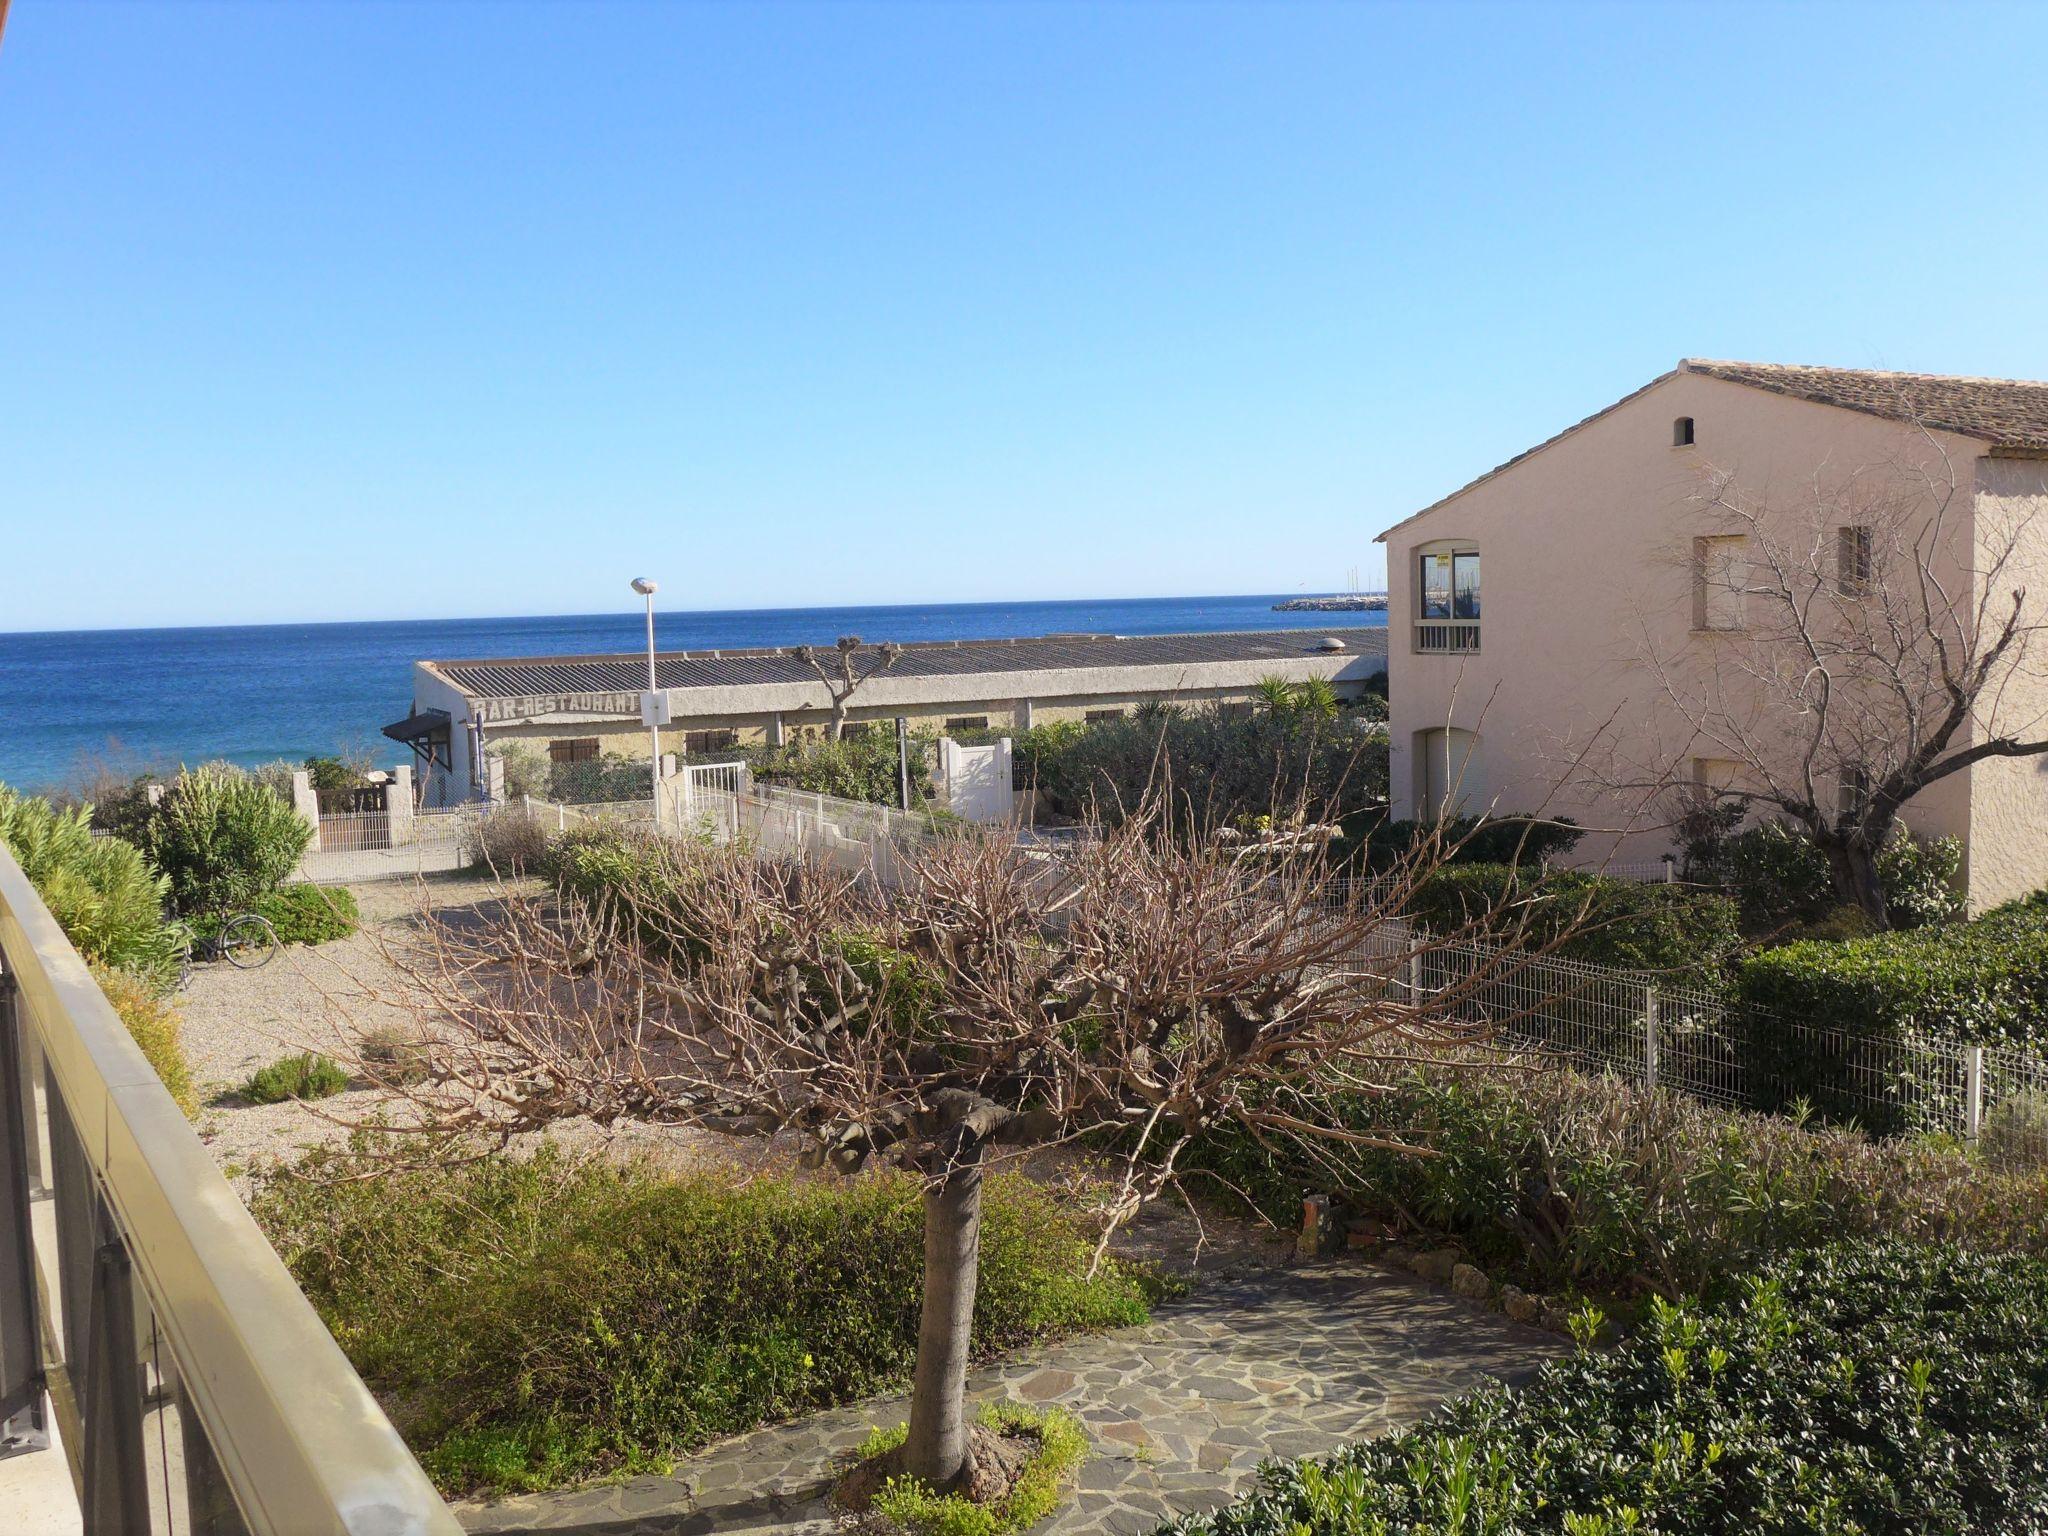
(827, 698), (847, 741)
(1827, 838), (1891, 929)
(901, 1141), (986, 1490)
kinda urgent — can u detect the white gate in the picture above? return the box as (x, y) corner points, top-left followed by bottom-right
(672, 760), (751, 840)
(937, 737), (1014, 824)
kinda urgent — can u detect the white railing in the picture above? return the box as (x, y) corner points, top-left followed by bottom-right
(1414, 621), (1481, 653)
(0, 844), (459, 1534)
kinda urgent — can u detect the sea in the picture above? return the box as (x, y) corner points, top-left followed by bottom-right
(0, 595), (1388, 793)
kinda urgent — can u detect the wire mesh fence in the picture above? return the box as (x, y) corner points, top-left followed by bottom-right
(1342, 916), (2048, 1169)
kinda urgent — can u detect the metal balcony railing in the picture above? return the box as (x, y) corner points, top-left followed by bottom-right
(0, 844), (462, 1536)
(1413, 621), (1482, 654)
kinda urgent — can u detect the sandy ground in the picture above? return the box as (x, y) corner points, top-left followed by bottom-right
(177, 876), (1290, 1275)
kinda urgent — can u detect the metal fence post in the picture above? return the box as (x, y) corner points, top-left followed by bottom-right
(1965, 1045), (1985, 1141)
(0, 968), (48, 1454)
(1407, 952), (1424, 1002)
(1643, 986), (1660, 1091)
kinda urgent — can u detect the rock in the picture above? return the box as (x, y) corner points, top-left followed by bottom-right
(1499, 1284), (1541, 1324)
(1412, 1247), (1462, 1285)
(1538, 1301), (1574, 1336)
(1382, 1244), (1417, 1272)
(1450, 1263), (1492, 1301)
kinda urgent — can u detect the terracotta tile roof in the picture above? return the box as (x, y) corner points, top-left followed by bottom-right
(427, 628), (1390, 701)
(1681, 360), (2048, 450)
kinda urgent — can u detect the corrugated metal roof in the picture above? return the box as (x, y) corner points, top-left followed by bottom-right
(428, 628), (1389, 701)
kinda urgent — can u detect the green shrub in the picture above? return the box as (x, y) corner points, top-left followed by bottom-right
(749, 732), (933, 807)
(1737, 893), (2048, 1125)
(1181, 1063), (2048, 1297)
(250, 1140), (1157, 1494)
(1342, 814), (1583, 873)
(193, 883), (357, 946)
(0, 785), (183, 981)
(1721, 819), (1965, 935)
(1410, 863), (1742, 990)
(546, 753), (665, 806)
(1015, 707), (1387, 830)
(88, 964), (196, 1115)
(1165, 1241), (2048, 1536)
(137, 764), (312, 918)
(242, 1051), (350, 1104)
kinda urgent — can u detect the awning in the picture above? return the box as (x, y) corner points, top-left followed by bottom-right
(381, 708), (451, 744)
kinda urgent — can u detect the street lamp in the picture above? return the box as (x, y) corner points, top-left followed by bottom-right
(632, 577), (664, 826)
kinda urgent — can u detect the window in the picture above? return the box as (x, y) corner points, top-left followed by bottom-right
(1084, 708), (1124, 723)
(1673, 416), (1696, 447)
(1837, 766), (1871, 820)
(944, 716), (989, 733)
(1694, 535), (1749, 631)
(1691, 757), (1747, 795)
(1214, 701), (1253, 719)
(683, 728), (737, 754)
(1836, 526), (1873, 595)
(1414, 547), (1481, 652)
(548, 737), (599, 765)
(841, 721), (876, 740)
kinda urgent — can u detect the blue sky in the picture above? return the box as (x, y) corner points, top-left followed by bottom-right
(4, 0), (2047, 631)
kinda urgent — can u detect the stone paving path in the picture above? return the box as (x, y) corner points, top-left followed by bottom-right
(457, 1260), (1566, 1536)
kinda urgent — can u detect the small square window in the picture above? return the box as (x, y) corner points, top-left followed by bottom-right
(944, 716), (990, 734)
(548, 737), (599, 764)
(684, 728), (737, 754)
(1673, 416), (1696, 447)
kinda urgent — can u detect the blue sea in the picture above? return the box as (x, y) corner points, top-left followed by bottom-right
(0, 595), (1387, 792)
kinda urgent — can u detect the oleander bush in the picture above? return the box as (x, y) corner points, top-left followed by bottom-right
(1180, 1062), (2048, 1297)
(1163, 1240), (2048, 1536)
(1410, 863), (1742, 991)
(0, 785), (184, 981)
(241, 1051), (350, 1104)
(137, 763), (313, 918)
(252, 1139), (1159, 1495)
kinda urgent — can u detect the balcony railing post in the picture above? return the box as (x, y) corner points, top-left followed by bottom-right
(0, 967), (48, 1453)
(81, 1233), (150, 1534)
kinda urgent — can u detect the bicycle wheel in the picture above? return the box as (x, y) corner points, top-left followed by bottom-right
(219, 913), (280, 969)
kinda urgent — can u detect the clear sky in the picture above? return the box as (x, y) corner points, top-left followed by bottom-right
(4, 0), (2047, 632)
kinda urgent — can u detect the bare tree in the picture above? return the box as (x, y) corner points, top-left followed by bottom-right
(793, 635), (904, 740)
(1630, 438), (2048, 926)
(364, 805), (1589, 1498)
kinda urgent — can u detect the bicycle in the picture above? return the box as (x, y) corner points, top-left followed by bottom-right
(173, 910), (281, 988)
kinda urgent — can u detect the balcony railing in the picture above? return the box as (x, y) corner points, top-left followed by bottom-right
(1413, 621), (1481, 654)
(0, 844), (462, 1535)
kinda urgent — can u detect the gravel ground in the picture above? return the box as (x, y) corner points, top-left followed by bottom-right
(179, 875), (1291, 1276)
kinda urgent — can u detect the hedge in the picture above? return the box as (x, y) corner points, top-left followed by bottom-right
(192, 883), (358, 947)
(1411, 863), (1742, 991)
(1735, 890), (2048, 1127)
(1178, 1063), (2048, 1298)
(1164, 1240), (2048, 1536)
(252, 1138), (1160, 1494)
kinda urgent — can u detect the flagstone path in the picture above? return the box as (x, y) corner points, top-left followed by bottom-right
(456, 1259), (1566, 1536)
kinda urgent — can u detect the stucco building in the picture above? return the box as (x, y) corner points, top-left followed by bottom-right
(1379, 359), (2048, 909)
(388, 627), (1388, 807)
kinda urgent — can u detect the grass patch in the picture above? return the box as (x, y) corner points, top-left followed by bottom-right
(242, 1051), (349, 1104)
(250, 1137), (1160, 1495)
(852, 1404), (1088, 1536)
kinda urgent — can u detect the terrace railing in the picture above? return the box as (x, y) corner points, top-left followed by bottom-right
(0, 843), (462, 1535)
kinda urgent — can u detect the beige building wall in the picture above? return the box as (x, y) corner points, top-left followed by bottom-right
(1966, 455), (2048, 908)
(1382, 371), (1995, 891)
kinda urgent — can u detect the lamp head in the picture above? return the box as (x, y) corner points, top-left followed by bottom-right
(630, 577), (659, 596)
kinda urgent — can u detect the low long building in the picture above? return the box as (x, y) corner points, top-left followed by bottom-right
(387, 627), (1389, 805)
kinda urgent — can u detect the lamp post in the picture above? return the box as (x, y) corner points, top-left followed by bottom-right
(632, 577), (664, 826)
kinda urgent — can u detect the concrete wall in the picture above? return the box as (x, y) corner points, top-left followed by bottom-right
(1382, 370), (1990, 877)
(1966, 455), (2048, 908)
